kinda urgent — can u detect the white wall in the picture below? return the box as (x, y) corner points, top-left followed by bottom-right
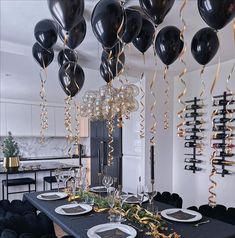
(173, 59), (235, 208)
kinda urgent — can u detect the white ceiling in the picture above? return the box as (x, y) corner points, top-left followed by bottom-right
(0, 0), (234, 103)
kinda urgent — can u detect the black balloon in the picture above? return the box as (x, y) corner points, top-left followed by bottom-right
(155, 26), (184, 66)
(191, 27), (219, 65)
(58, 17), (86, 49)
(139, 0), (175, 25)
(100, 51), (125, 81)
(34, 19), (58, 49)
(59, 62), (85, 97)
(47, 0), (84, 31)
(57, 49), (77, 67)
(198, 0), (235, 30)
(122, 8), (142, 44)
(32, 42), (54, 68)
(132, 16), (155, 54)
(101, 41), (123, 61)
(91, 0), (124, 49)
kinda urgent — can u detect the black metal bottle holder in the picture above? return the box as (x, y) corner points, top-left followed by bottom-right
(184, 97), (204, 173)
(212, 91), (235, 177)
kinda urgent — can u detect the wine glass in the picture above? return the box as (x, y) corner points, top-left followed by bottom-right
(61, 168), (73, 190)
(144, 184), (157, 204)
(102, 175), (113, 190)
(137, 184), (144, 206)
(55, 168), (61, 192)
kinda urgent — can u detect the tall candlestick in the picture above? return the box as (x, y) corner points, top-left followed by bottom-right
(79, 144), (82, 166)
(150, 145), (155, 183)
(98, 149), (101, 173)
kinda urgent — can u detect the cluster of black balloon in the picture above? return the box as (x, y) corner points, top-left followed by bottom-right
(191, 0), (234, 66)
(32, 0), (87, 98)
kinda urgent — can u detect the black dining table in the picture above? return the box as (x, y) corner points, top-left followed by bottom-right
(24, 192), (235, 238)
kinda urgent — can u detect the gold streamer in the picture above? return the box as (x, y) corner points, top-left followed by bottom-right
(107, 118), (114, 166)
(150, 70), (157, 145)
(74, 101), (80, 146)
(176, 0), (188, 138)
(163, 66), (169, 130)
(64, 96), (73, 143)
(139, 72), (145, 139)
(39, 67), (48, 144)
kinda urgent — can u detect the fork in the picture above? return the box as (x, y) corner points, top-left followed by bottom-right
(194, 220), (210, 227)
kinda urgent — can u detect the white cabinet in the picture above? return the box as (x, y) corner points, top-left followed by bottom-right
(0, 102), (7, 136)
(32, 105), (55, 136)
(54, 107), (67, 137)
(6, 103), (32, 136)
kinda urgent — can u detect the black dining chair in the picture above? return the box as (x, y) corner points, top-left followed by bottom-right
(154, 191), (183, 208)
(226, 207), (235, 225)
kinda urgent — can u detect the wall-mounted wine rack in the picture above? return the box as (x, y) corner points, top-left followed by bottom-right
(184, 97), (205, 173)
(212, 91), (235, 177)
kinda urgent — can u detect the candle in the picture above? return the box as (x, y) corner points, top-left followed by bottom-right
(79, 144), (82, 166)
(98, 149), (101, 173)
(150, 145), (155, 182)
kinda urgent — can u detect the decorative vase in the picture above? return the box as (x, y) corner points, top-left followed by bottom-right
(4, 157), (20, 172)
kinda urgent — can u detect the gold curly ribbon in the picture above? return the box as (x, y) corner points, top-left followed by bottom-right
(198, 66), (206, 155)
(176, 0), (187, 138)
(39, 65), (49, 144)
(139, 72), (145, 139)
(107, 118), (114, 166)
(64, 96), (73, 143)
(150, 70), (157, 146)
(74, 101), (80, 146)
(163, 66), (170, 129)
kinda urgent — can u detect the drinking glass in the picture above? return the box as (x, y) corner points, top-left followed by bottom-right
(144, 184), (157, 204)
(137, 184), (144, 206)
(107, 194), (115, 210)
(61, 168), (73, 189)
(102, 175), (113, 190)
(55, 168), (61, 192)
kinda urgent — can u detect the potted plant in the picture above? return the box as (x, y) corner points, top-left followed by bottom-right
(1, 132), (20, 172)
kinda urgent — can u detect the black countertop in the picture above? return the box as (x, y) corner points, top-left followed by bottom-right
(0, 155), (90, 162)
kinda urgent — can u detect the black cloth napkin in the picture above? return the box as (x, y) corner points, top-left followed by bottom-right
(166, 210), (196, 220)
(126, 196), (139, 203)
(62, 205), (86, 214)
(92, 187), (107, 192)
(40, 194), (60, 200)
(96, 228), (130, 238)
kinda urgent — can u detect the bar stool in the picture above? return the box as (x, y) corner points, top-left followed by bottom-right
(2, 177), (36, 200)
(43, 176), (57, 191)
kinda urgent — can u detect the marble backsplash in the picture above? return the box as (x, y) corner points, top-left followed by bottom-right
(0, 137), (90, 159)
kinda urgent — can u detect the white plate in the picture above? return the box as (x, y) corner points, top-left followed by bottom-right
(124, 195), (148, 204)
(87, 223), (137, 238)
(37, 192), (68, 201)
(90, 186), (107, 193)
(161, 208), (202, 222)
(55, 203), (92, 216)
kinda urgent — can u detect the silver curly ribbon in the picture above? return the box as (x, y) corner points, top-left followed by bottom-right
(74, 101), (80, 146)
(107, 118), (114, 166)
(64, 96), (73, 143)
(139, 72), (145, 139)
(163, 66), (170, 129)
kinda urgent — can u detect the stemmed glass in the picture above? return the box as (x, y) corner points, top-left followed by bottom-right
(55, 168), (61, 192)
(107, 189), (116, 210)
(102, 175), (113, 191)
(137, 184), (144, 206)
(61, 168), (73, 190)
(144, 184), (157, 204)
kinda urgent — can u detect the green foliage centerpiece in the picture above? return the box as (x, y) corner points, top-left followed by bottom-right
(1, 132), (20, 171)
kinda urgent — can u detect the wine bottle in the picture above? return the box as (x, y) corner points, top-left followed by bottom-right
(186, 105), (203, 110)
(215, 151), (234, 157)
(213, 133), (234, 139)
(213, 99), (235, 106)
(185, 135), (203, 140)
(185, 158), (203, 163)
(213, 125), (235, 131)
(185, 112), (204, 118)
(185, 120), (203, 126)
(213, 118), (235, 124)
(185, 142), (202, 148)
(185, 128), (205, 133)
(212, 159), (235, 166)
(216, 169), (235, 175)
(212, 143), (235, 149)
(185, 165), (202, 171)
(213, 109), (235, 115)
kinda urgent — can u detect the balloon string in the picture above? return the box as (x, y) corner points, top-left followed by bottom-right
(107, 118), (114, 166)
(64, 96), (73, 144)
(139, 72), (145, 139)
(74, 101), (80, 146)
(63, 34), (68, 48)
(39, 68), (48, 144)
(163, 66), (169, 130)
(176, 0), (187, 138)
(150, 70), (157, 145)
